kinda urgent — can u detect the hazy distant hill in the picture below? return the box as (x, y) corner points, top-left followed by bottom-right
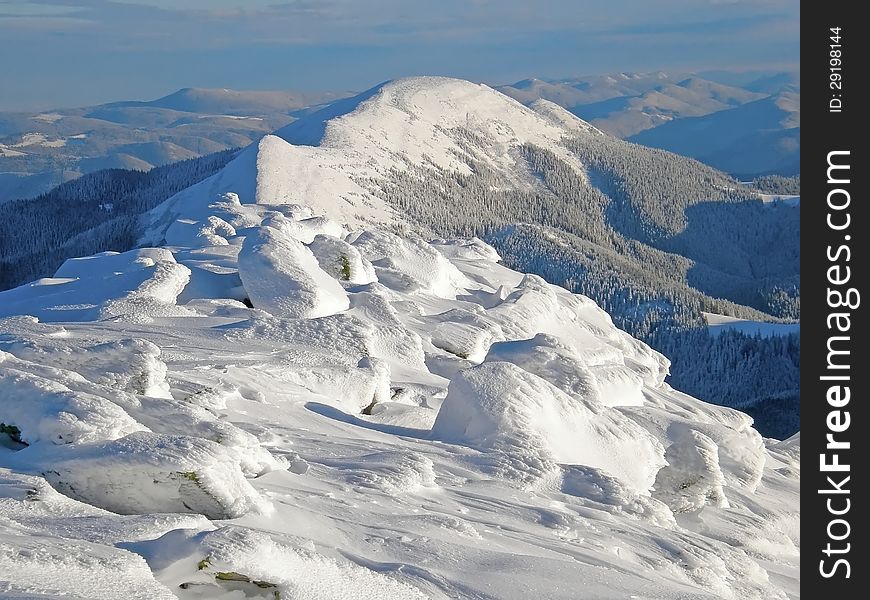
(629, 92), (800, 177)
(499, 71), (799, 177)
(114, 87), (350, 116)
(0, 88), (350, 202)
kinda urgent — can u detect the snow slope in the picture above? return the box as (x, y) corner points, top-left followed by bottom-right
(143, 77), (595, 241)
(703, 312), (800, 338)
(0, 77), (798, 599)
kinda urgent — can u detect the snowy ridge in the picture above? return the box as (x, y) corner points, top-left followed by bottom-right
(0, 77), (797, 599)
(144, 77), (598, 240)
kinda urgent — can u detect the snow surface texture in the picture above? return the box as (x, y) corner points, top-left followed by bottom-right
(0, 78), (798, 599)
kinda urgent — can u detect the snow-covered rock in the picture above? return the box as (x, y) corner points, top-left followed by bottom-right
(0, 248), (191, 322)
(431, 360), (665, 491)
(129, 526), (428, 600)
(0, 352), (146, 445)
(238, 220), (349, 318)
(350, 229), (470, 298)
(12, 432), (271, 520)
(653, 428), (729, 513)
(309, 234), (378, 285)
(0, 534), (177, 599)
(0, 324), (172, 399)
(428, 307), (505, 362)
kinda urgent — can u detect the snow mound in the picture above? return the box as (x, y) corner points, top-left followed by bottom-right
(0, 248), (191, 323)
(0, 534), (177, 599)
(431, 361), (664, 491)
(0, 326), (172, 399)
(195, 214), (237, 246)
(0, 352), (146, 445)
(0, 470), (201, 599)
(346, 288), (428, 369)
(428, 307), (505, 362)
(0, 467), (210, 545)
(132, 526), (427, 600)
(350, 230), (470, 298)
(309, 234), (378, 285)
(13, 432), (271, 519)
(222, 312), (372, 365)
(238, 221), (350, 319)
(653, 429), (729, 513)
(130, 395), (284, 477)
(289, 356), (392, 412)
(486, 334), (601, 404)
(274, 213), (347, 244)
(486, 275), (669, 387)
(486, 333), (646, 407)
(627, 386), (768, 493)
(54, 248), (177, 279)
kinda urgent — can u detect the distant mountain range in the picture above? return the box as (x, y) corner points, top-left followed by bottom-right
(0, 88), (349, 202)
(498, 70), (799, 178)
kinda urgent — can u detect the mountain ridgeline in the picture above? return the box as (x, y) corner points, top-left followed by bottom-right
(0, 77), (799, 437)
(498, 71), (800, 178)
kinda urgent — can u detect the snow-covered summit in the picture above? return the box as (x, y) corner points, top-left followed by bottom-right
(0, 76), (798, 599)
(144, 76), (600, 242)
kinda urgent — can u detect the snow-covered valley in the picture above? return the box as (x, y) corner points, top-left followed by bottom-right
(0, 77), (799, 599)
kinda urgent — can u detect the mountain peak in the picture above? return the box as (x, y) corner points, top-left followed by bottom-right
(146, 75), (596, 241)
(145, 87), (351, 115)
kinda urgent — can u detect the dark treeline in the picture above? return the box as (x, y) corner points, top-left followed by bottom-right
(0, 149), (235, 291)
(751, 174), (800, 195)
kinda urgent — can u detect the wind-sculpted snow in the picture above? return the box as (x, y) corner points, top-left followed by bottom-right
(0, 83), (798, 597)
(349, 229), (471, 299)
(128, 526), (428, 600)
(10, 432), (272, 520)
(485, 333), (646, 407)
(0, 248), (191, 323)
(431, 361), (665, 491)
(0, 319), (172, 398)
(653, 428), (729, 513)
(238, 218), (350, 319)
(0, 352), (147, 445)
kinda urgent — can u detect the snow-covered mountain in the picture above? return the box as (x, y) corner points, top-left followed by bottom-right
(629, 92), (800, 177)
(1, 77), (799, 433)
(143, 77), (598, 236)
(141, 77), (797, 324)
(0, 77), (798, 598)
(498, 71), (799, 177)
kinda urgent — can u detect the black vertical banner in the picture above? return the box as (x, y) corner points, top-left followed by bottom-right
(803, 1), (867, 596)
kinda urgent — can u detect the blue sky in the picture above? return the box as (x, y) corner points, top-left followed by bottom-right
(0, 0), (799, 110)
